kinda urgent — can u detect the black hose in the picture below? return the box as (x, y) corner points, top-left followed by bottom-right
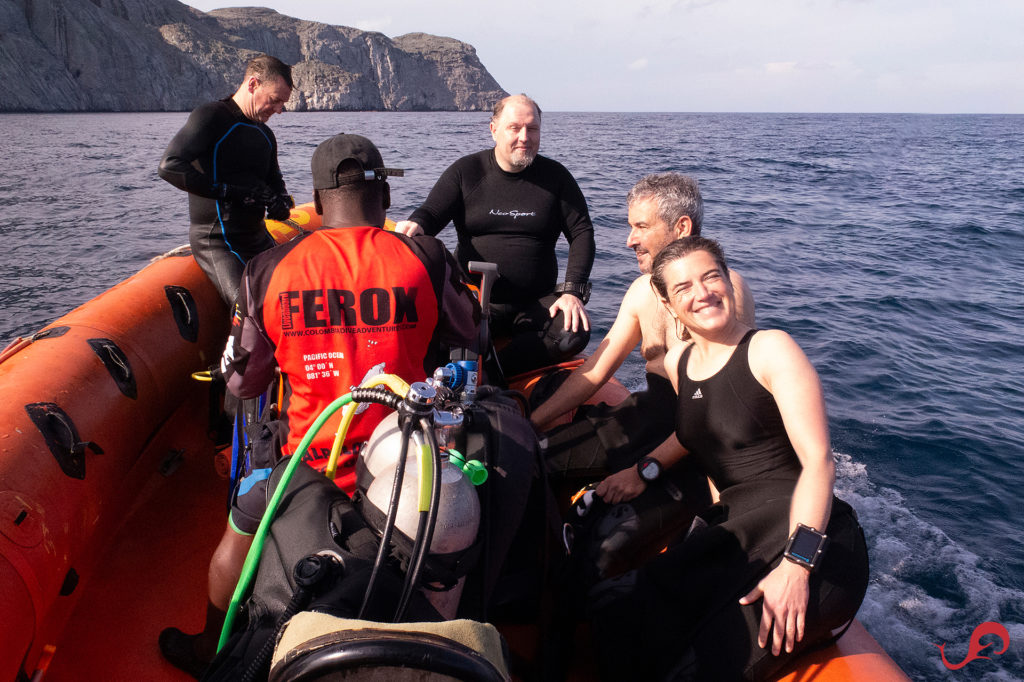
(394, 419), (443, 621)
(240, 554), (337, 682)
(395, 484), (429, 620)
(358, 412), (415, 620)
(350, 385), (402, 411)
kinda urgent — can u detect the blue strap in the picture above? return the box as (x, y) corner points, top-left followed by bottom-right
(237, 467), (272, 496)
(228, 392), (270, 497)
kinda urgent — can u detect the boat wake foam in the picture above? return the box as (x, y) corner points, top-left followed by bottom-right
(834, 452), (1024, 681)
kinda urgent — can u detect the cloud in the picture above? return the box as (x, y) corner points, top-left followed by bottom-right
(634, 0), (720, 18)
(351, 16), (394, 33)
(764, 61), (798, 74)
(874, 73), (905, 92)
(628, 58), (649, 71)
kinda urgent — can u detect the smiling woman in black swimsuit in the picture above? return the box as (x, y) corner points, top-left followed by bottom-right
(588, 236), (869, 681)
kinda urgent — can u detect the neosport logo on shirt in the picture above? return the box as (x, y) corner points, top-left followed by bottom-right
(279, 287), (419, 337)
(488, 208), (537, 220)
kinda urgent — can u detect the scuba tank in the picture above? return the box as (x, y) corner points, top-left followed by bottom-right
(355, 384), (482, 620)
(355, 410), (403, 491)
(363, 451), (480, 619)
(355, 407), (469, 490)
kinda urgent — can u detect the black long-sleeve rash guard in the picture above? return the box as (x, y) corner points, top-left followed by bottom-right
(158, 97), (286, 254)
(408, 149), (595, 305)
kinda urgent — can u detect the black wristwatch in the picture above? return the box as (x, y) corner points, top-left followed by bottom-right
(637, 457), (662, 483)
(783, 523), (828, 571)
(554, 281), (592, 304)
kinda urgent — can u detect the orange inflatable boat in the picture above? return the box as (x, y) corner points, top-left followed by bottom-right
(0, 204), (906, 680)
(0, 247), (228, 680)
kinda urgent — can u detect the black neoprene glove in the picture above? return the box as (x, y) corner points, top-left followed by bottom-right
(265, 193), (295, 221)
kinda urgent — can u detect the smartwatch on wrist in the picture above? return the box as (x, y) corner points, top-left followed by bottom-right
(554, 281), (592, 304)
(783, 523), (828, 571)
(637, 457), (662, 483)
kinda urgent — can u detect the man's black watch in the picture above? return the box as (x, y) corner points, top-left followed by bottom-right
(637, 457), (662, 483)
(554, 281), (592, 304)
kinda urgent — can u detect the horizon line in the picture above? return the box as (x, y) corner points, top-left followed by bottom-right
(2, 110), (1022, 116)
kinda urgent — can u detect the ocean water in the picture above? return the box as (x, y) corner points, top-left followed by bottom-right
(1, 111), (1022, 679)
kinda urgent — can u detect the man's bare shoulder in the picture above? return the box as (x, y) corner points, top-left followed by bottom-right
(622, 274), (659, 310)
(626, 274), (669, 323)
(728, 268), (756, 327)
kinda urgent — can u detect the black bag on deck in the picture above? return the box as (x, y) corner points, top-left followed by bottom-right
(448, 388), (564, 622)
(202, 460), (441, 682)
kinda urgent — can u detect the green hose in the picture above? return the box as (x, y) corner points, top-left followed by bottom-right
(218, 392), (354, 651)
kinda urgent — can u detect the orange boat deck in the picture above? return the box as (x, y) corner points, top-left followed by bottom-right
(42, 395), (222, 681)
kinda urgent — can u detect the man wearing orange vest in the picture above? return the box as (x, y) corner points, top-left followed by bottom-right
(159, 133), (479, 677)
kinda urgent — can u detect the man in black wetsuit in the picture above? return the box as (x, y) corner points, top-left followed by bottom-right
(158, 54), (294, 305)
(394, 94), (595, 378)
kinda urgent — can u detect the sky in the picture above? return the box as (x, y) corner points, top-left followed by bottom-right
(178, 0), (1024, 113)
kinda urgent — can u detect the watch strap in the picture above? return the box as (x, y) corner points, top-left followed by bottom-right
(554, 281), (592, 304)
(783, 523), (828, 571)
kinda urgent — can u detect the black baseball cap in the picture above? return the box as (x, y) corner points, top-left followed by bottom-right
(311, 133), (404, 189)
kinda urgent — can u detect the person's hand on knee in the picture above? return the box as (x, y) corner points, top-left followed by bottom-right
(549, 293), (591, 332)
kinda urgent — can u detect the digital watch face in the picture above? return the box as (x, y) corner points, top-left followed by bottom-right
(786, 526), (827, 568)
(788, 530), (823, 563)
(638, 458), (661, 482)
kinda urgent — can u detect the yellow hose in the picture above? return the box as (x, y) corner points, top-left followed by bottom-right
(413, 432), (433, 512)
(365, 373), (412, 396)
(324, 403), (356, 479)
(323, 373), (411, 479)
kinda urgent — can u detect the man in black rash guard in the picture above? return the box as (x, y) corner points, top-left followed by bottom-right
(158, 54), (294, 305)
(395, 94), (595, 378)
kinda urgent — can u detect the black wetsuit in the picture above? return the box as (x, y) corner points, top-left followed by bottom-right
(158, 97), (284, 304)
(589, 331), (869, 681)
(409, 149), (595, 376)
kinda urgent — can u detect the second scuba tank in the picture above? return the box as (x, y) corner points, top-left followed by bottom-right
(358, 415), (480, 620)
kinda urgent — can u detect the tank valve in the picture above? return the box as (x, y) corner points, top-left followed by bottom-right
(405, 381), (435, 406)
(400, 381), (437, 425)
(455, 360), (479, 403)
(433, 363), (467, 390)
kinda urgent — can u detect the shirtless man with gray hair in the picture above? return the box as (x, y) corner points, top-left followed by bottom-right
(532, 172), (755, 504)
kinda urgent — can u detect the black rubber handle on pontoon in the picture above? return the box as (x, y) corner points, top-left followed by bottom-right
(88, 338), (137, 399)
(24, 402), (104, 480)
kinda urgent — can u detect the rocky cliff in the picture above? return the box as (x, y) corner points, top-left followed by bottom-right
(0, 0), (508, 112)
